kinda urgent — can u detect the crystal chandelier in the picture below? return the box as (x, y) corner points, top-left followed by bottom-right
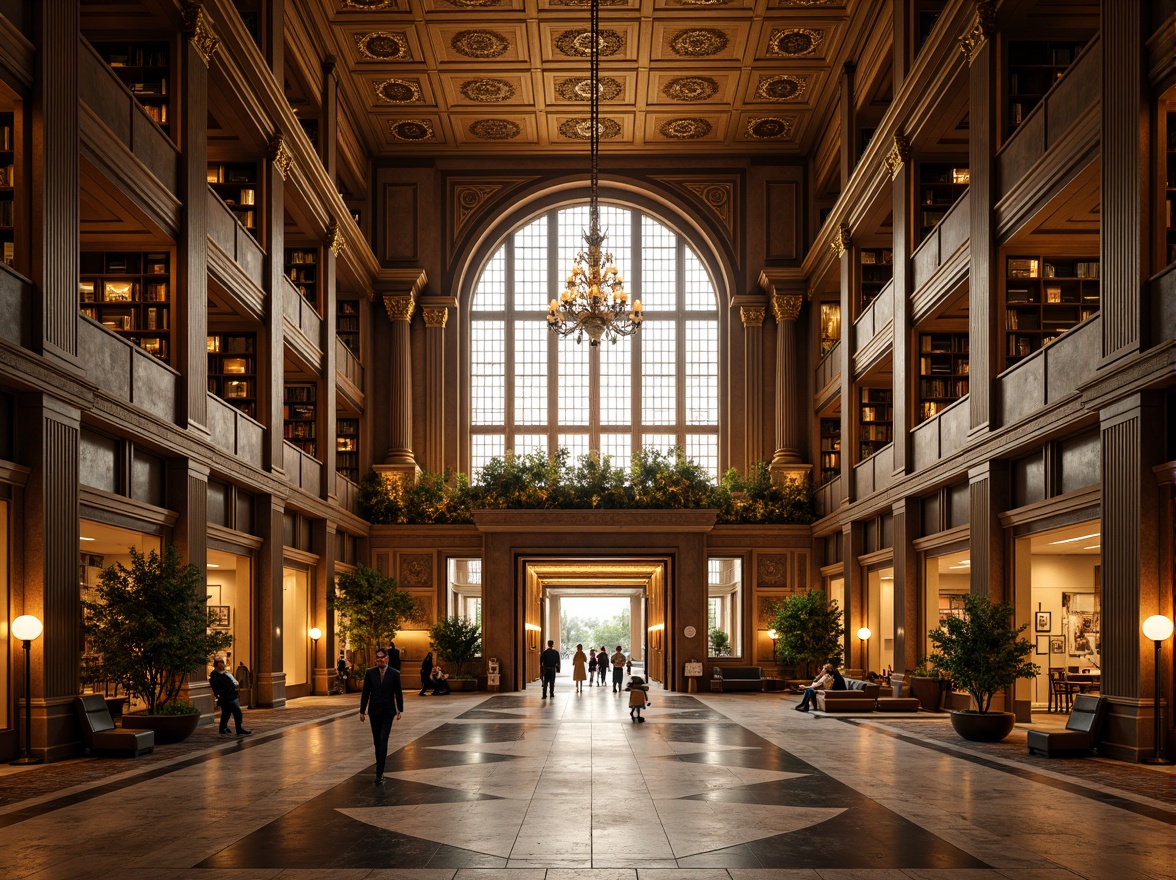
(547, 0), (642, 346)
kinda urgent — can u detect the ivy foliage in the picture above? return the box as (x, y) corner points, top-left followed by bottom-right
(359, 449), (815, 525)
(928, 593), (1039, 714)
(768, 589), (845, 679)
(83, 545), (233, 714)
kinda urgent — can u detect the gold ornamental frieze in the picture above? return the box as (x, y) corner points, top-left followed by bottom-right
(740, 306), (766, 327)
(958, 1), (995, 66)
(829, 222), (851, 259)
(268, 134), (293, 180)
(182, 3), (220, 66)
(884, 134), (911, 179)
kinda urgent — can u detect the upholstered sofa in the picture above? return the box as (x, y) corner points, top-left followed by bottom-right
(815, 677), (881, 712)
(1027, 694), (1107, 757)
(710, 666), (764, 692)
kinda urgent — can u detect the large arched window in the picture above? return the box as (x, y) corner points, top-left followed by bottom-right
(469, 204), (721, 478)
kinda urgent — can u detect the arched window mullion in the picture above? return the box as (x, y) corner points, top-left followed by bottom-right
(504, 230), (517, 443)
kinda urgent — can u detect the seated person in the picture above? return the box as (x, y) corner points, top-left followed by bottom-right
(429, 665), (450, 695)
(795, 661), (844, 712)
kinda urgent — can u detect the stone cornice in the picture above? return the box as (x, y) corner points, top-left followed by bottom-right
(471, 509), (719, 533)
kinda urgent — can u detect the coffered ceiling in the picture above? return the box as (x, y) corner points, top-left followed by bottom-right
(305, 0), (886, 156)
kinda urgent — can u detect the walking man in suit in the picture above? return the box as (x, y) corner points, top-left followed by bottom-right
(359, 648), (403, 784)
(540, 639), (561, 699)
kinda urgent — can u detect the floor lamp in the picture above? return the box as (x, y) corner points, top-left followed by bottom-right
(1142, 614), (1174, 766)
(309, 627), (322, 695)
(10, 614), (44, 766)
(857, 626), (871, 674)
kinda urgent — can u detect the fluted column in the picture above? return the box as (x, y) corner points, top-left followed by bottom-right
(769, 293), (810, 482)
(740, 304), (766, 468)
(382, 293), (418, 471)
(419, 296), (456, 472)
(254, 494), (287, 708)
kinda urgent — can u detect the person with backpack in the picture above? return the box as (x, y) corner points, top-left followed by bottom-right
(626, 675), (650, 722)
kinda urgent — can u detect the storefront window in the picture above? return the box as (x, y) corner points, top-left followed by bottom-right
(865, 566), (895, 674)
(923, 549), (970, 661)
(707, 558), (743, 657)
(207, 549), (252, 692)
(282, 566), (309, 688)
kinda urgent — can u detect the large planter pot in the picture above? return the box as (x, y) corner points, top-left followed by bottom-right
(449, 678), (478, 692)
(950, 710), (1016, 742)
(121, 711), (200, 744)
(910, 676), (949, 712)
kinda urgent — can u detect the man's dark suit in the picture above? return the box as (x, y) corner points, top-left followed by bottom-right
(360, 665), (404, 780)
(386, 644), (402, 671)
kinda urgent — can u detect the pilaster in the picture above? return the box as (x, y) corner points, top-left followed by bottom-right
(311, 519), (336, 696)
(254, 494), (287, 708)
(263, 135), (287, 473)
(839, 61), (856, 187)
(834, 223), (855, 500)
(843, 520), (865, 674)
(891, 495), (919, 673)
(768, 290), (808, 481)
(321, 223), (339, 500)
(967, 458), (1009, 603)
(377, 269), (427, 478)
(166, 458), (213, 716)
(888, 134), (913, 476)
(419, 295), (457, 472)
(738, 301), (766, 469)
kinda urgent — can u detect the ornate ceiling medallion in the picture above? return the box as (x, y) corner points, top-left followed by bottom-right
(755, 74), (808, 101)
(669, 28), (729, 57)
(775, 0), (832, 6)
(662, 76), (719, 102)
(342, 0), (397, 9)
(558, 117), (621, 139)
(461, 79), (517, 103)
(658, 117), (712, 139)
(451, 30), (510, 59)
(767, 28), (824, 56)
(550, 0), (627, 5)
(555, 28), (623, 57)
(355, 32), (411, 61)
(469, 119), (521, 140)
(375, 79), (423, 104)
(556, 76), (622, 102)
(389, 119), (436, 142)
(442, 0), (505, 7)
(677, 0), (734, 5)
(747, 116), (793, 139)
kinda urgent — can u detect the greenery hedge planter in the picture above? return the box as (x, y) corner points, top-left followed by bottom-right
(950, 710), (1016, 743)
(121, 712), (200, 744)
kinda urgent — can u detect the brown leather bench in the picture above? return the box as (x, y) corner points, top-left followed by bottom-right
(815, 678), (880, 712)
(75, 694), (155, 757)
(876, 696), (921, 712)
(711, 666), (764, 692)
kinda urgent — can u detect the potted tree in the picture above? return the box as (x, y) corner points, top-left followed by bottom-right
(768, 589), (844, 682)
(928, 593), (1039, 742)
(84, 545), (232, 743)
(330, 563), (414, 691)
(428, 615), (482, 690)
(907, 657), (951, 712)
(708, 628), (731, 657)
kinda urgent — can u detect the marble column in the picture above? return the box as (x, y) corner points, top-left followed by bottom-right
(833, 224), (854, 499)
(769, 293), (811, 482)
(254, 495), (287, 708)
(381, 293), (418, 476)
(419, 296), (457, 473)
(740, 304), (766, 469)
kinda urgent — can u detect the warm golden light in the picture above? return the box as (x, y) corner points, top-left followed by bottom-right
(857, 626), (871, 641)
(309, 627), (322, 641)
(11, 615), (43, 642)
(1143, 615), (1174, 642)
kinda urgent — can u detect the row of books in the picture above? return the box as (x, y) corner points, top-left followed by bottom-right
(920, 379), (969, 399)
(82, 307), (169, 331)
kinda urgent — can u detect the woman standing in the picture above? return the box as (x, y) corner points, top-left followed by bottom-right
(588, 648), (597, 686)
(419, 651), (433, 696)
(572, 643), (588, 693)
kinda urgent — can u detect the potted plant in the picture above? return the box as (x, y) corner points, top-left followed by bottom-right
(330, 563), (415, 677)
(708, 628), (731, 657)
(428, 615), (482, 690)
(907, 657), (951, 712)
(768, 589), (844, 681)
(928, 593), (1039, 742)
(83, 545), (232, 743)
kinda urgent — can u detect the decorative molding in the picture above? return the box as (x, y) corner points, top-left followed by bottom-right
(958, 1), (995, 65)
(182, 3), (220, 65)
(772, 294), (802, 322)
(757, 553), (791, 588)
(399, 553), (433, 587)
(422, 307), (449, 328)
(829, 222), (852, 258)
(383, 294), (416, 322)
(449, 176), (539, 243)
(649, 175), (739, 245)
(327, 222), (346, 257)
(883, 133), (911, 179)
(268, 134), (293, 179)
(740, 306), (766, 327)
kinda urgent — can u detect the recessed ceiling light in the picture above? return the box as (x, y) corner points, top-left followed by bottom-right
(207, 563), (220, 568)
(1084, 545), (1100, 551)
(1049, 532), (1100, 545)
(80, 536), (96, 542)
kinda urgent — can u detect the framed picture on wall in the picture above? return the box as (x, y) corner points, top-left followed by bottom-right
(1062, 592), (1099, 657)
(1049, 635), (1065, 655)
(1035, 611), (1051, 633)
(209, 605), (230, 629)
(1035, 635), (1050, 655)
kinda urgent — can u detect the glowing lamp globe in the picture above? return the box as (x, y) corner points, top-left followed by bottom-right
(857, 627), (871, 641)
(309, 627), (323, 641)
(1142, 615), (1174, 642)
(11, 615), (43, 642)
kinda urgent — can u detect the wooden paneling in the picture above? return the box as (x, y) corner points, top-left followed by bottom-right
(383, 183), (418, 261)
(766, 180), (800, 260)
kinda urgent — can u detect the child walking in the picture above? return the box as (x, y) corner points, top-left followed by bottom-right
(626, 675), (650, 723)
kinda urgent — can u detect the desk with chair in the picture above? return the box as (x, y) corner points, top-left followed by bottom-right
(1065, 671), (1100, 694)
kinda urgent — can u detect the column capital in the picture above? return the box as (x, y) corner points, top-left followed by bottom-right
(884, 133), (911, 179)
(326, 221), (346, 257)
(771, 294), (803, 323)
(182, 3), (220, 66)
(740, 306), (766, 327)
(958, 1), (995, 66)
(829, 222), (852, 259)
(268, 133), (293, 180)
(422, 306), (448, 328)
(383, 295), (416, 323)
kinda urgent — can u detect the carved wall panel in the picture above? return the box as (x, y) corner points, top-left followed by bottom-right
(399, 552), (434, 587)
(383, 184), (418, 259)
(766, 179), (800, 260)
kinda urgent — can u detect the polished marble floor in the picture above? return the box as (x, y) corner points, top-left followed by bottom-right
(1, 676), (1172, 880)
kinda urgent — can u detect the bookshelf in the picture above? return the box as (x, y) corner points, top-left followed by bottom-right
(79, 251), (171, 361)
(0, 112), (13, 268)
(819, 418), (841, 484)
(283, 383), (317, 457)
(285, 248), (319, 308)
(859, 248), (893, 311)
(91, 41), (170, 133)
(207, 333), (257, 418)
(336, 417), (359, 481)
(918, 164), (969, 239)
(858, 387), (893, 461)
(1005, 256), (1099, 368)
(1164, 111), (1176, 267)
(917, 333), (969, 422)
(207, 162), (259, 236)
(914, 1), (946, 55)
(337, 299), (360, 356)
(1006, 39), (1087, 135)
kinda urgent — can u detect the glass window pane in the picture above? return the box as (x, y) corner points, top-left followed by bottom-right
(471, 434), (504, 478)
(686, 321), (718, 425)
(599, 433), (632, 472)
(685, 434), (719, 483)
(599, 336), (632, 426)
(558, 205), (590, 278)
(641, 322), (677, 425)
(558, 433), (590, 465)
(640, 215), (677, 314)
(684, 248), (716, 312)
(707, 557), (743, 657)
(641, 433), (677, 457)
(471, 320), (504, 425)
(473, 246), (506, 312)
(514, 321), (547, 425)
(513, 434), (547, 458)
(513, 218), (548, 312)
(599, 204), (631, 286)
(558, 336), (590, 426)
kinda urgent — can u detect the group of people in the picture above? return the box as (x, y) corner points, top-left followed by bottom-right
(540, 642), (632, 697)
(794, 659), (847, 711)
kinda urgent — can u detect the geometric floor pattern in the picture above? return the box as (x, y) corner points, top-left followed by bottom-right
(203, 692), (984, 870)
